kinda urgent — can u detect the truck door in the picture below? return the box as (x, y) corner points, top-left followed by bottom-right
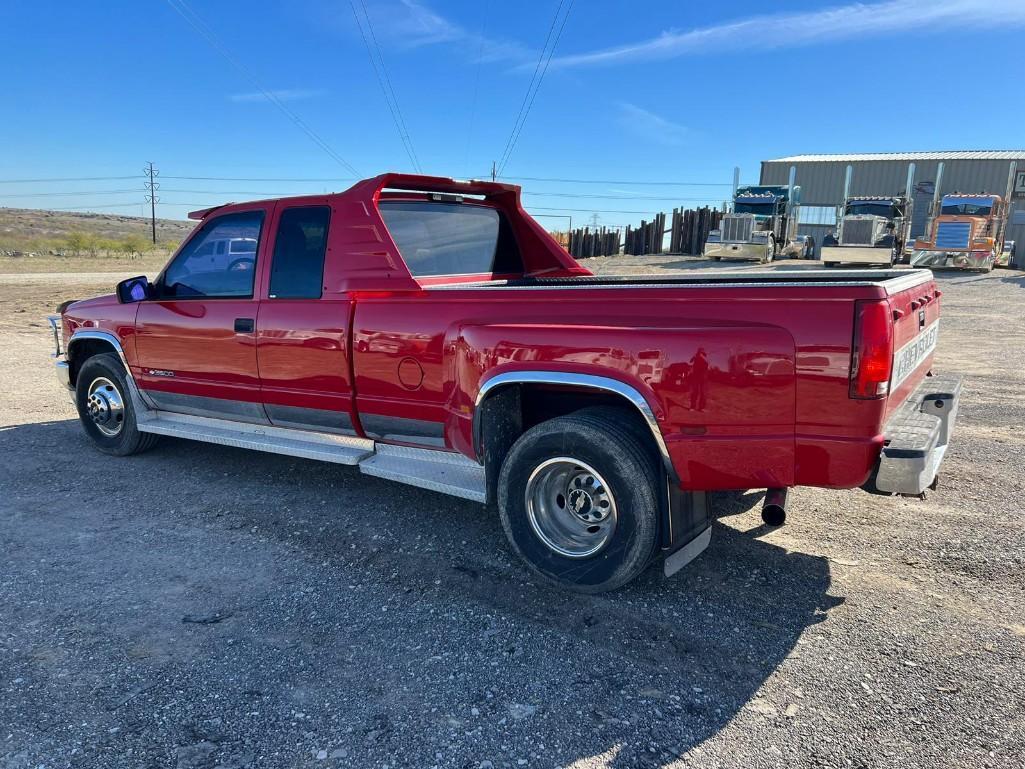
(134, 207), (268, 421)
(255, 202), (359, 435)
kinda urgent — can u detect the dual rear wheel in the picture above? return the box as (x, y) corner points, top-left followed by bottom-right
(497, 408), (661, 593)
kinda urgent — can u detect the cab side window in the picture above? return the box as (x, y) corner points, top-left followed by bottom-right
(160, 211), (264, 299)
(268, 206), (331, 299)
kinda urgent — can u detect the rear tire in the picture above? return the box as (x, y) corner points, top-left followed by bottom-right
(75, 353), (159, 456)
(497, 409), (661, 593)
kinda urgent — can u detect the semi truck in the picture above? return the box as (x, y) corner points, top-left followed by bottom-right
(47, 172), (961, 593)
(821, 164), (915, 268)
(821, 196), (911, 268)
(910, 160), (1016, 271)
(704, 176), (805, 264)
(911, 193), (1010, 271)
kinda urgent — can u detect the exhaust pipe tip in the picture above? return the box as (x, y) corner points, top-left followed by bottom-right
(761, 503), (786, 527)
(761, 488), (788, 526)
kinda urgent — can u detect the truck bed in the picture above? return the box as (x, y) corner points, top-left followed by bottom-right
(431, 269), (930, 293)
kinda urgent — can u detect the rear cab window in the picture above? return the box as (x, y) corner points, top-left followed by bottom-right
(268, 206), (331, 299)
(378, 201), (523, 280)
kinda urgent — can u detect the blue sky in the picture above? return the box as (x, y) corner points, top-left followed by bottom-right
(2, 0), (1024, 228)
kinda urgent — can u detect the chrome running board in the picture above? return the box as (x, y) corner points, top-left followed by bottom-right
(138, 412), (374, 466)
(359, 443), (486, 503)
(137, 410), (487, 501)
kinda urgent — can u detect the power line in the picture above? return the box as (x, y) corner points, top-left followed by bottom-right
(495, 0), (565, 176)
(20, 202), (145, 211)
(526, 205), (668, 215)
(164, 0), (360, 176)
(0, 175), (140, 184)
(496, 0), (574, 176)
(162, 175), (354, 182)
(349, 0), (422, 173)
(496, 175), (738, 187)
(463, 0), (491, 172)
(0, 189), (142, 198)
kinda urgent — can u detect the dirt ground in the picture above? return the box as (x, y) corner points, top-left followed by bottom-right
(2, 259), (1024, 769)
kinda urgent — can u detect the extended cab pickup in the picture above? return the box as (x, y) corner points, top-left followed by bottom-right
(47, 173), (962, 592)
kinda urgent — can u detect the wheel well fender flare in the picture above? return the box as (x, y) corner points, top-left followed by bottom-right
(67, 331), (135, 386)
(472, 371), (677, 482)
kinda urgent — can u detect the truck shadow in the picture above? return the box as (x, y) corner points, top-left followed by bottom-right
(2, 420), (841, 768)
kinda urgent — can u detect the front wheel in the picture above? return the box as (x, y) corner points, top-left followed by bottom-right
(75, 353), (159, 456)
(497, 409), (661, 593)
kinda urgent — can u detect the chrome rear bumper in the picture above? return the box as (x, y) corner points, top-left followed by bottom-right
(873, 374), (962, 495)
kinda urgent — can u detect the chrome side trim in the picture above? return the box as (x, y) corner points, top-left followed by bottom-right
(474, 371), (677, 481)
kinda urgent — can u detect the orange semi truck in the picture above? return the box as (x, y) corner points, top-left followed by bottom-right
(910, 193), (1010, 271)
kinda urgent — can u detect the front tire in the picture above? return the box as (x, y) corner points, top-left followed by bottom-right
(75, 353), (158, 456)
(497, 410), (661, 593)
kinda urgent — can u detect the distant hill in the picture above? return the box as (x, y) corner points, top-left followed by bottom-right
(0, 207), (194, 253)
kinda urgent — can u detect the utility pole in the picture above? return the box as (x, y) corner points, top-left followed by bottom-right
(590, 213), (600, 229)
(144, 162), (160, 244)
(491, 160), (497, 182)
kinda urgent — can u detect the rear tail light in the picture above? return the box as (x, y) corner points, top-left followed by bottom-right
(850, 299), (893, 399)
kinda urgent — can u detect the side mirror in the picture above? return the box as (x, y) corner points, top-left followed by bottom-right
(116, 276), (152, 304)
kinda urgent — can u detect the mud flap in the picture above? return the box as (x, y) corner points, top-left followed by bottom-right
(661, 478), (712, 577)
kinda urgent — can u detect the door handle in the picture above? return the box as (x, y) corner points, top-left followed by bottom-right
(234, 317), (255, 333)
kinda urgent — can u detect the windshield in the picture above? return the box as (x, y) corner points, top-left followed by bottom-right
(734, 202), (775, 215)
(941, 199), (994, 216)
(846, 202), (896, 218)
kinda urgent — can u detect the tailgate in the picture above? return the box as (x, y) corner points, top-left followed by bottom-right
(886, 272), (941, 415)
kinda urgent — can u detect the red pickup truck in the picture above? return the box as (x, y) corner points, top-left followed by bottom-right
(47, 173), (961, 592)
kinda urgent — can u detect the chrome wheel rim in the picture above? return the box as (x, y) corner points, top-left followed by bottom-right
(525, 457), (617, 558)
(86, 376), (125, 437)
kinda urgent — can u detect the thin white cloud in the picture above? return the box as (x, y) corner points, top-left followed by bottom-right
(363, 0), (532, 63)
(617, 103), (687, 147)
(548, 0), (1025, 68)
(229, 89), (325, 103)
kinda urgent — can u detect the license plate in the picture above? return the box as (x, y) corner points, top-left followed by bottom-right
(892, 319), (939, 389)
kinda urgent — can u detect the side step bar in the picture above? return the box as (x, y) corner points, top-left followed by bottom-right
(137, 411), (486, 501)
(359, 443), (486, 503)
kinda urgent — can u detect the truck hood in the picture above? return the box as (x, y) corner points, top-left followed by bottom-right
(66, 293), (118, 312)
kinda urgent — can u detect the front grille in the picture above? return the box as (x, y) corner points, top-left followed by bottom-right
(935, 221), (971, 250)
(721, 215), (754, 242)
(840, 219), (876, 246)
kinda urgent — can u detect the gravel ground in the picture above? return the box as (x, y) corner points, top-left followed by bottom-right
(2, 259), (1024, 769)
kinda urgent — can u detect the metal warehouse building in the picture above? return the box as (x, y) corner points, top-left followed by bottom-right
(760, 151), (1025, 253)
